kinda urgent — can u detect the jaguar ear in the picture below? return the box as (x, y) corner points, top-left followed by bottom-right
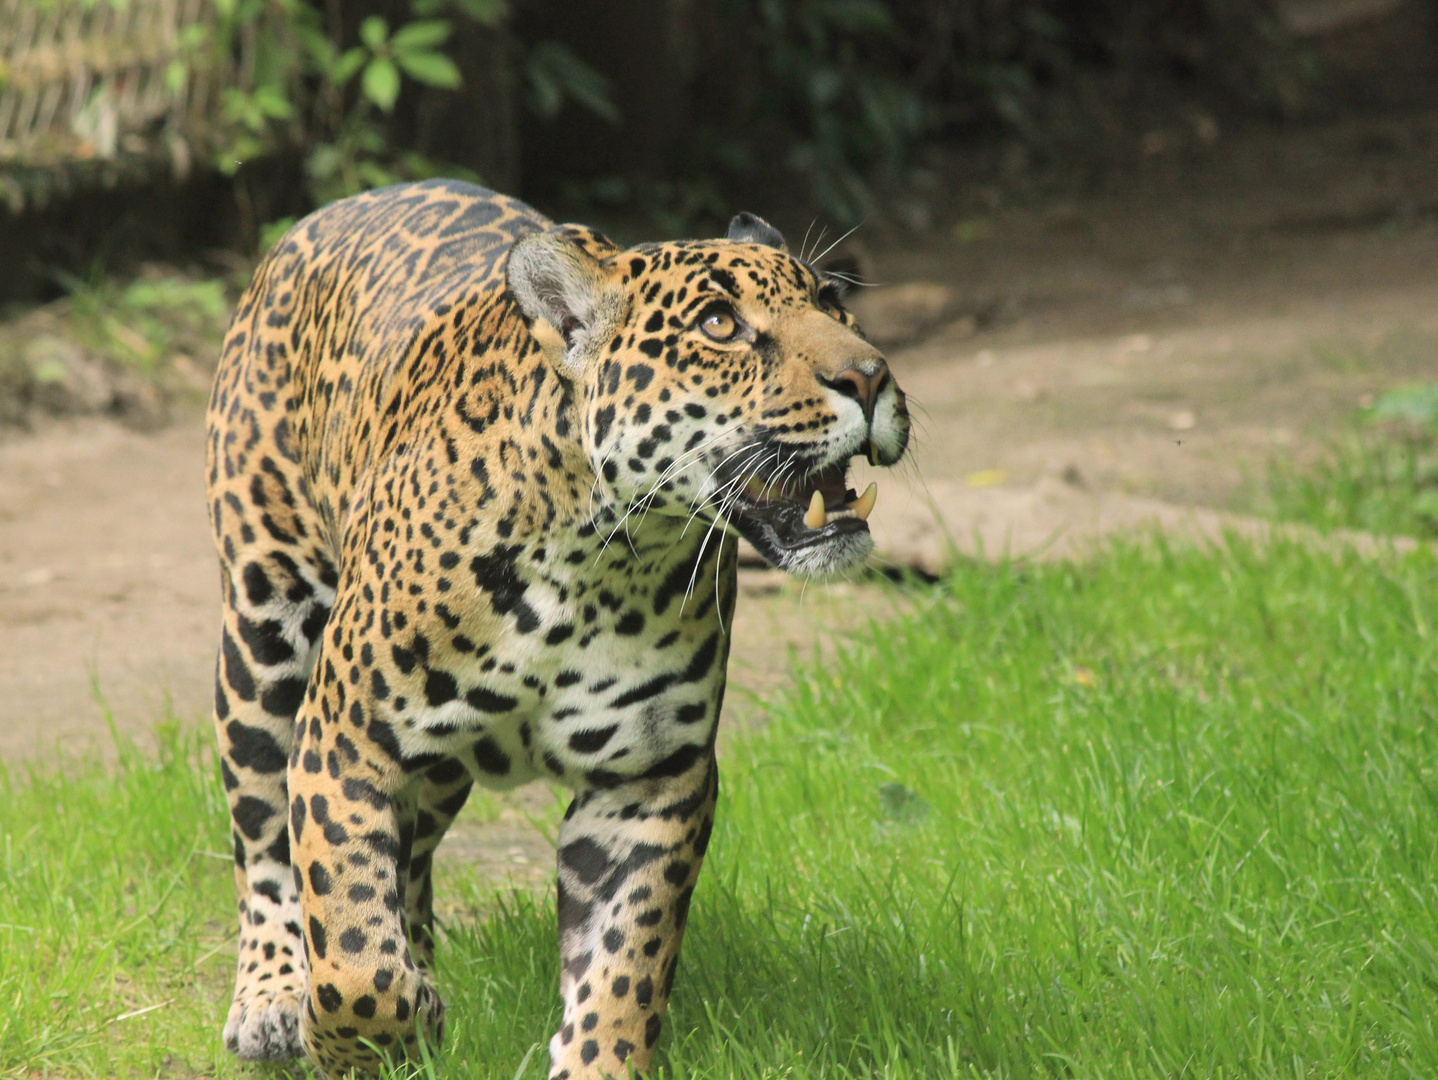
(726, 211), (787, 251)
(508, 228), (621, 375)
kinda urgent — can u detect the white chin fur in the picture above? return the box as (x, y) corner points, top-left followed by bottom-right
(774, 530), (874, 578)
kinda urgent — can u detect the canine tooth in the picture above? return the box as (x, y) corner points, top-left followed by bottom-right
(850, 482), (878, 521)
(745, 476), (767, 498)
(804, 489), (828, 529)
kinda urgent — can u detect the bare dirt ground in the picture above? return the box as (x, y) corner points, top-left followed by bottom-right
(4, 111), (1438, 869)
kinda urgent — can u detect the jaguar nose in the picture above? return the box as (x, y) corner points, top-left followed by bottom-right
(819, 360), (890, 424)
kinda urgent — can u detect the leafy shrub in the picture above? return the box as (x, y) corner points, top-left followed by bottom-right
(185, 0), (619, 244)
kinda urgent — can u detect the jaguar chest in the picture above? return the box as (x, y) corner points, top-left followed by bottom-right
(353, 528), (736, 794)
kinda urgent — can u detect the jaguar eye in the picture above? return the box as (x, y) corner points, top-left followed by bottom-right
(700, 310), (738, 342)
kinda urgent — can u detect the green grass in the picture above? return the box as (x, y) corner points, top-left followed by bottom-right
(1263, 428), (1438, 539)
(1261, 384), (1438, 539)
(6, 536), (1438, 1077)
(0, 726), (240, 1077)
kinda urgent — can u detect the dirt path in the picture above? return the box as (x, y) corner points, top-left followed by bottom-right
(0, 419), (216, 758)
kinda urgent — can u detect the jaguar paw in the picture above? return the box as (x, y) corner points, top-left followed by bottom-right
(223, 988), (305, 1061)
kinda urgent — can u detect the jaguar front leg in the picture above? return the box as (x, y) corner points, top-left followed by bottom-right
(289, 696), (445, 1077)
(549, 752), (719, 1080)
(212, 557), (331, 1062)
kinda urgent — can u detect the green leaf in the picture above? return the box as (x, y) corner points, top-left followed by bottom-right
(355, 126), (387, 153)
(213, 133), (264, 174)
(390, 19), (451, 52)
(32, 358), (66, 385)
(331, 47), (368, 87)
(358, 160), (402, 190)
(177, 23), (209, 51)
(164, 59), (187, 94)
(253, 84), (295, 121)
(295, 25), (334, 68)
(398, 151), (481, 184)
(362, 57), (401, 111)
(257, 217), (297, 257)
(220, 87), (270, 131)
(1412, 490), (1438, 519)
(524, 42), (619, 125)
(395, 50), (461, 89)
(527, 67), (562, 119)
(219, 86), (248, 119)
(806, 66), (843, 106)
(359, 15), (389, 50)
(305, 142), (344, 181)
(453, 0), (506, 24)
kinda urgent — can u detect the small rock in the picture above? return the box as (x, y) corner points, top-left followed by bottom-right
(1014, 379), (1046, 403)
(1168, 409), (1197, 431)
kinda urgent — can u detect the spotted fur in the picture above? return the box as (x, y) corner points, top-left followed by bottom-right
(206, 180), (908, 1078)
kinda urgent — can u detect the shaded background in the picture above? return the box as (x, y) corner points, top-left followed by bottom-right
(5, 0), (1438, 300)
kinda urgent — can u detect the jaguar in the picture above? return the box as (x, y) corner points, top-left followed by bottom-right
(206, 179), (909, 1078)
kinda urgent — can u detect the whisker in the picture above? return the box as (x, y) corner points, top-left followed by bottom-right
(625, 425), (747, 535)
(678, 448), (775, 616)
(799, 219), (818, 264)
(591, 426), (747, 565)
(807, 226), (828, 266)
(678, 448), (765, 546)
(825, 271), (881, 289)
(677, 442), (769, 540)
(811, 221), (864, 268)
(712, 522), (732, 633)
(586, 439), (622, 524)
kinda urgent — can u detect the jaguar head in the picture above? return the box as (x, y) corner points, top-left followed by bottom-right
(508, 212), (909, 577)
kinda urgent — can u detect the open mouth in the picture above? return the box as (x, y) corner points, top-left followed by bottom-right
(720, 457), (879, 572)
(737, 460), (877, 531)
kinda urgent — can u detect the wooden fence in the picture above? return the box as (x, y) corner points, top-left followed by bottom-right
(0, 0), (231, 210)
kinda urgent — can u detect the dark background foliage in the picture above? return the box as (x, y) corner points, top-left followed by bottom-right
(5, 0), (1438, 301)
